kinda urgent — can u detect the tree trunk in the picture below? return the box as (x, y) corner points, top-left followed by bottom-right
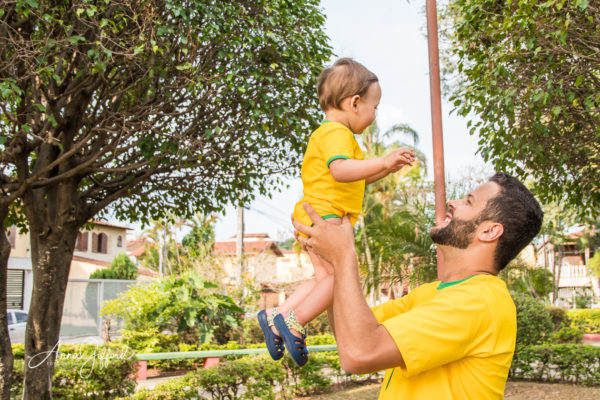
(552, 249), (563, 306)
(0, 203), (14, 400)
(360, 222), (376, 306)
(22, 225), (78, 399)
(20, 175), (82, 399)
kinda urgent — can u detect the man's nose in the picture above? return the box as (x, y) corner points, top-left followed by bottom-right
(447, 200), (457, 211)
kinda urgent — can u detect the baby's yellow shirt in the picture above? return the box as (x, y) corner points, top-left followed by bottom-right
(293, 121), (364, 227)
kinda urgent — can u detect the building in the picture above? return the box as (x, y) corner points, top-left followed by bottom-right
(213, 233), (314, 309)
(537, 228), (599, 308)
(6, 220), (155, 312)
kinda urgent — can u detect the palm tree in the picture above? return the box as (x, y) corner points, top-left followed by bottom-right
(355, 122), (434, 304)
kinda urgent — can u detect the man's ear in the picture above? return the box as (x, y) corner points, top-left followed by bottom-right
(477, 221), (503, 243)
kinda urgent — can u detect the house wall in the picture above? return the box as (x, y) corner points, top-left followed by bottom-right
(73, 225), (128, 263)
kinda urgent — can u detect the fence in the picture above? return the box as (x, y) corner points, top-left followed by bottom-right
(134, 345), (339, 380)
(60, 278), (137, 338)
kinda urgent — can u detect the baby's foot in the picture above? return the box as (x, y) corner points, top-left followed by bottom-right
(266, 307), (280, 335)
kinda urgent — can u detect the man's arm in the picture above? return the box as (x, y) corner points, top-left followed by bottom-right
(293, 203), (405, 374)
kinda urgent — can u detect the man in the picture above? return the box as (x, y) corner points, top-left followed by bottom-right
(292, 172), (543, 399)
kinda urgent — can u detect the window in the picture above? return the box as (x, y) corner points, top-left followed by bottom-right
(92, 233), (108, 254)
(117, 235), (122, 247)
(15, 312), (27, 324)
(7, 226), (16, 249)
(6, 312), (14, 326)
(7, 269), (24, 309)
(75, 231), (89, 252)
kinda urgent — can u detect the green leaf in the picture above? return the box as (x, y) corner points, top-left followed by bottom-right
(67, 35), (86, 44)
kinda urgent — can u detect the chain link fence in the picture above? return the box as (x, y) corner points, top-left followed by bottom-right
(60, 279), (136, 338)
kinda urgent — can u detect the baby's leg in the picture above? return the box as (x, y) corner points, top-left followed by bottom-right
(277, 218), (341, 327)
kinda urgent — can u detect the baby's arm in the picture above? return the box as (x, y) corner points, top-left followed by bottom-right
(329, 148), (414, 183)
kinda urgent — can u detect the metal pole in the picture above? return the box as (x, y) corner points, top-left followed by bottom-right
(426, 0), (447, 275)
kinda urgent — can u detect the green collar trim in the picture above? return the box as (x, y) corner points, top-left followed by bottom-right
(437, 275), (478, 290)
(322, 119), (331, 123)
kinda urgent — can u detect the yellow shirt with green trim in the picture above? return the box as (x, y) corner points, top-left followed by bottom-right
(372, 274), (516, 400)
(293, 121), (364, 227)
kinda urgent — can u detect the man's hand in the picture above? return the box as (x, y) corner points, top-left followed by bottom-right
(292, 203), (356, 266)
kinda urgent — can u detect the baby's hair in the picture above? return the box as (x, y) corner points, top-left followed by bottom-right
(316, 58), (378, 112)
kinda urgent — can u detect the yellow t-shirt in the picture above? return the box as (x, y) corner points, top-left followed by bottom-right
(372, 274), (516, 400)
(293, 121), (365, 227)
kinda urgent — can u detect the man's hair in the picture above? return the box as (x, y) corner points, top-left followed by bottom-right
(479, 172), (543, 271)
(316, 58), (378, 112)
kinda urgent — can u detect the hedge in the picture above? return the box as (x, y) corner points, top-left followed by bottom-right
(11, 343), (137, 399)
(510, 344), (600, 386)
(122, 351), (380, 400)
(567, 309), (600, 334)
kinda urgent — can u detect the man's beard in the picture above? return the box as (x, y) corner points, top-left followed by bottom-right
(429, 216), (478, 249)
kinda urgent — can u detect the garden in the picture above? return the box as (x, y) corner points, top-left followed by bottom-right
(8, 270), (600, 399)
(2, 0), (600, 399)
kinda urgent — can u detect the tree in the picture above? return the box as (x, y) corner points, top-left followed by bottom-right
(101, 271), (242, 344)
(354, 122), (432, 302)
(441, 0), (600, 216)
(0, 1), (331, 397)
(89, 253), (137, 280)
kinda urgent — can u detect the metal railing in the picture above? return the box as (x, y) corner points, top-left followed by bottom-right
(135, 345), (338, 361)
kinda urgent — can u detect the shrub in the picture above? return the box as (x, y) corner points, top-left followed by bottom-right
(101, 272), (242, 344)
(306, 313), (333, 336)
(545, 306), (569, 331)
(510, 344), (600, 385)
(90, 253), (137, 279)
(11, 343), (137, 399)
(567, 309), (600, 334)
(127, 373), (201, 400)
(512, 292), (554, 350)
(306, 334), (336, 346)
(119, 351), (377, 400)
(548, 325), (583, 344)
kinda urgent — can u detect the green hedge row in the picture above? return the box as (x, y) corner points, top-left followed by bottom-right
(510, 344), (600, 386)
(567, 309), (600, 334)
(11, 343), (137, 399)
(121, 352), (379, 400)
(121, 329), (336, 372)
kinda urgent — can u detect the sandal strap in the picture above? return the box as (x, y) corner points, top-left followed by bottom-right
(285, 310), (307, 337)
(266, 307), (278, 327)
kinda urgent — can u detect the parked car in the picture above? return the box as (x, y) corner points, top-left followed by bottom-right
(7, 309), (27, 343)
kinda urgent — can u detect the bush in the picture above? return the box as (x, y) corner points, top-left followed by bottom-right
(90, 253), (137, 279)
(306, 313), (333, 336)
(510, 344), (600, 385)
(101, 272), (242, 344)
(121, 351), (377, 400)
(548, 325), (584, 344)
(546, 306), (569, 331)
(567, 309), (600, 334)
(512, 292), (554, 350)
(11, 343), (137, 399)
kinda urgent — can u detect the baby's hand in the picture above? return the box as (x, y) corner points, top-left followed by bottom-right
(384, 148), (415, 171)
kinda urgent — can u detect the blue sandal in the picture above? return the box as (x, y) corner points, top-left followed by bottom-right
(258, 307), (285, 360)
(273, 310), (308, 367)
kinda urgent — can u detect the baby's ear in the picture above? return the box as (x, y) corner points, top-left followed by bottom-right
(350, 94), (360, 110)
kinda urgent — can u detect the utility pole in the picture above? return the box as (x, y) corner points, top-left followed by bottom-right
(426, 0), (447, 276)
(236, 194), (245, 288)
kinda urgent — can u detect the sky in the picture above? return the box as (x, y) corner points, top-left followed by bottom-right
(211, 0), (490, 242)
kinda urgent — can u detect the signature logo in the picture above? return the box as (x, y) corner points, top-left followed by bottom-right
(27, 341), (135, 379)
